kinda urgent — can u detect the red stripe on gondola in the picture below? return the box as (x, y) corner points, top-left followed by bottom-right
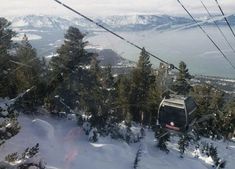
(165, 124), (180, 131)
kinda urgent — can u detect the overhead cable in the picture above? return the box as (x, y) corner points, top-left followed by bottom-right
(214, 0), (235, 39)
(177, 0), (235, 70)
(200, 0), (235, 54)
(52, 0), (180, 71)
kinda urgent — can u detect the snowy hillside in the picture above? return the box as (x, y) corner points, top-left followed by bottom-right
(1, 114), (234, 169)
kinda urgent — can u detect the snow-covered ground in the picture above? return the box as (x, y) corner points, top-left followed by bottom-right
(0, 114), (234, 169)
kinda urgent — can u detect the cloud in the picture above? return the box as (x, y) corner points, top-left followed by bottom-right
(1, 0), (235, 17)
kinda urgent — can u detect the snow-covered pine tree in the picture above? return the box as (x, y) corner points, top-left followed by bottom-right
(89, 127), (98, 142)
(200, 142), (226, 168)
(0, 92), (44, 168)
(0, 25), (43, 162)
(178, 134), (190, 158)
(155, 127), (170, 153)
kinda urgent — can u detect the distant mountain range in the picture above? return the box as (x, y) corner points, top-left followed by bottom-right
(8, 14), (235, 53)
(8, 14), (235, 32)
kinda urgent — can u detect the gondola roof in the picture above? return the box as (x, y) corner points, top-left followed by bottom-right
(162, 96), (188, 109)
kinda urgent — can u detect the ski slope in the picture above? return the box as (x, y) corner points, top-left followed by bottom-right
(0, 114), (234, 169)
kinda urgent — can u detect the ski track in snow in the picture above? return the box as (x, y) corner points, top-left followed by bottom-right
(0, 114), (234, 169)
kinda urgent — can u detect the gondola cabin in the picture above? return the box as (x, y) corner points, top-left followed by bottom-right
(157, 96), (197, 133)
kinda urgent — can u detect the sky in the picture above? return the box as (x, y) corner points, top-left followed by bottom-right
(1, 0), (235, 17)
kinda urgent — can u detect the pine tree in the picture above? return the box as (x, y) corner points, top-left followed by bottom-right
(191, 84), (226, 138)
(216, 99), (235, 140)
(49, 27), (109, 128)
(172, 61), (191, 95)
(14, 34), (43, 111)
(191, 84), (212, 117)
(82, 56), (105, 128)
(129, 48), (154, 123)
(116, 75), (131, 122)
(0, 19), (20, 155)
(102, 65), (114, 89)
(49, 26), (94, 110)
(100, 65), (116, 125)
(178, 134), (190, 158)
(155, 127), (170, 153)
(50, 26), (92, 77)
(146, 83), (161, 127)
(15, 34), (41, 88)
(0, 18), (17, 98)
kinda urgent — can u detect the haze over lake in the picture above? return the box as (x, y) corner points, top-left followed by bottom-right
(87, 27), (235, 78)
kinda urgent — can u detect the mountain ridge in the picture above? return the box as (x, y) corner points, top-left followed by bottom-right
(9, 14), (235, 32)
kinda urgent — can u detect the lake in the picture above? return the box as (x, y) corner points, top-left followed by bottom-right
(87, 26), (235, 78)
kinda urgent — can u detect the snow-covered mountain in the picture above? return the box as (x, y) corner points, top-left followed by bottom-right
(9, 15), (192, 32)
(8, 14), (235, 32)
(95, 15), (194, 31)
(11, 15), (71, 30)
